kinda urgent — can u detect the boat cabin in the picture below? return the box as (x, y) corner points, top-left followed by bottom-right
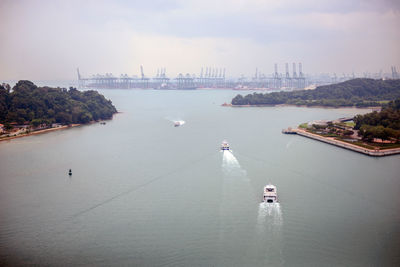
(263, 184), (278, 203)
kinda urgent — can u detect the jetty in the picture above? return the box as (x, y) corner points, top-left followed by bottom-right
(282, 128), (400, 157)
(282, 127), (297, 134)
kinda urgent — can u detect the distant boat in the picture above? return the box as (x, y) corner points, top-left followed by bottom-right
(68, 169), (72, 176)
(263, 184), (278, 203)
(174, 120), (185, 127)
(100, 122), (106, 125)
(221, 140), (230, 151)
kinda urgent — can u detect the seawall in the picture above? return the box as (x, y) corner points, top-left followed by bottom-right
(292, 129), (400, 157)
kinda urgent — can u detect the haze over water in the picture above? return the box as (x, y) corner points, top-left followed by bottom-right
(0, 89), (399, 266)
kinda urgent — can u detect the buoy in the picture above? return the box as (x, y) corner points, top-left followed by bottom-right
(68, 169), (72, 176)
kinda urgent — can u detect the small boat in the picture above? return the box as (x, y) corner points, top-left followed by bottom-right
(68, 169), (72, 176)
(263, 184), (278, 203)
(221, 140), (230, 151)
(100, 122), (106, 125)
(174, 120), (185, 127)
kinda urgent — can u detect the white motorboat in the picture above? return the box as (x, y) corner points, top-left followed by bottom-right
(174, 120), (185, 127)
(221, 140), (230, 150)
(263, 184), (278, 203)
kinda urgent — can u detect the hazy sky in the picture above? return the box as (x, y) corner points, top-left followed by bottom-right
(0, 0), (399, 80)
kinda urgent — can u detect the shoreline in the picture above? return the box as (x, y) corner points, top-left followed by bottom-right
(292, 128), (400, 157)
(0, 124), (81, 142)
(0, 113), (120, 143)
(223, 103), (381, 110)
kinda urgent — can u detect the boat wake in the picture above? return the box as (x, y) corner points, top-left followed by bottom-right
(286, 139), (293, 149)
(174, 120), (185, 125)
(257, 202), (283, 228)
(165, 117), (185, 126)
(221, 150), (247, 177)
(253, 202), (284, 265)
(218, 150), (255, 265)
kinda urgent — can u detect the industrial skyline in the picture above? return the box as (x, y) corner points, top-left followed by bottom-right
(78, 63), (399, 90)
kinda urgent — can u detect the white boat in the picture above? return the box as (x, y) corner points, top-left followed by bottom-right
(221, 140), (230, 150)
(263, 184), (278, 203)
(174, 120), (185, 127)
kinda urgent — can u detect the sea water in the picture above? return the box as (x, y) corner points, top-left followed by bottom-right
(0, 88), (399, 266)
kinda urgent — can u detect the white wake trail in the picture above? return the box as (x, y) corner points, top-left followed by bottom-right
(221, 150), (247, 178)
(254, 202), (284, 266)
(257, 202), (283, 229)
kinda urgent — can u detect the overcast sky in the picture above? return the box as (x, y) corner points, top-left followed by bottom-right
(0, 0), (399, 80)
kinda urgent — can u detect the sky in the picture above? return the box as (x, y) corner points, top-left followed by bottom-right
(0, 0), (399, 80)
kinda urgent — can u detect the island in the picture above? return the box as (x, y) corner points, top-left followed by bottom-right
(231, 78), (400, 108)
(0, 80), (117, 140)
(283, 99), (400, 156)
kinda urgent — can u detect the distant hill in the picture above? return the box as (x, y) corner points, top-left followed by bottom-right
(231, 78), (400, 107)
(0, 80), (117, 126)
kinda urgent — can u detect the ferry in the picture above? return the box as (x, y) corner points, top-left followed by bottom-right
(221, 140), (230, 151)
(263, 184), (278, 203)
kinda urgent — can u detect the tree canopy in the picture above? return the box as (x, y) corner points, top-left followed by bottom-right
(354, 99), (400, 142)
(232, 78), (400, 107)
(0, 80), (117, 125)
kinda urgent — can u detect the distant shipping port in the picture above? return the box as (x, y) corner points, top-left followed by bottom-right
(77, 64), (309, 90)
(78, 64), (399, 90)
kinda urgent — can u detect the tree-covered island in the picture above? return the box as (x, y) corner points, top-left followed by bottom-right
(0, 80), (117, 138)
(232, 78), (400, 108)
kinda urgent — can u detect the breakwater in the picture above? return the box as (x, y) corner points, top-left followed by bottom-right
(286, 128), (400, 157)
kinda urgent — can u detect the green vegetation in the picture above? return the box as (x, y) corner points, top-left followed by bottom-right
(305, 120), (358, 138)
(232, 78), (400, 107)
(344, 121), (355, 127)
(353, 99), (400, 143)
(299, 123), (308, 129)
(0, 81), (117, 127)
(338, 139), (376, 150)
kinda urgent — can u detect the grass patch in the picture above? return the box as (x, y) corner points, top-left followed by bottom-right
(338, 139), (376, 149)
(368, 142), (400, 150)
(376, 100), (390, 104)
(299, 123), (308, 129)
(344, 121), (355, 127)
(308, 129), (339, 138)
(338, 138), (400, 150)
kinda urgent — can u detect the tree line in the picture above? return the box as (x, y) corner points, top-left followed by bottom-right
(232, 78), (400, 107)
(0, 80), (117, 127)
(353, 99), (400, 142)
